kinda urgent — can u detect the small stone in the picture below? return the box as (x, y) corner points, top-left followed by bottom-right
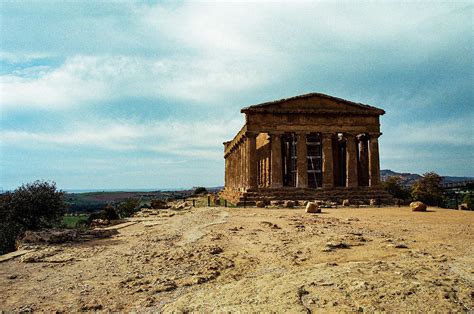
(153, 281), (177, 293)
(256, 201), (265, 208)
(7, 274), (18, 280)
(284, 200), (295, 208)
(394, 243), (408, 249)
(342, 199), (350, 206)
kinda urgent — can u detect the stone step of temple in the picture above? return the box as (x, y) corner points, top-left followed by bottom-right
(219, 187), (394, 206)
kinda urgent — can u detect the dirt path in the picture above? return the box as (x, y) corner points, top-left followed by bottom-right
(0, 206), (473, 312)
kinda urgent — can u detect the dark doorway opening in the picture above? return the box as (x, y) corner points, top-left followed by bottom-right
(334, 135), (347, 187)
(281, 133), (297, 187)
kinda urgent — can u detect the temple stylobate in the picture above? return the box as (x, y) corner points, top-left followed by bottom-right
(219, 93), (393, 205)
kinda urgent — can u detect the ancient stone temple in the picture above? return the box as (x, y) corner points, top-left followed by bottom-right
(219, 93), (393, 205)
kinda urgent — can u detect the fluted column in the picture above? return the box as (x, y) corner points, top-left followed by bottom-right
(357, 134), (369, 186)
(322, 133), (334, 188)
(239, 142), (244, 189)
(246, 132), (258, 190)
(225, 155), (229, 188)
(270, 133), (283, 188)
(369, 134), (381, 187)
(346, 134), (358, 188)
(296, 132), (308, 188)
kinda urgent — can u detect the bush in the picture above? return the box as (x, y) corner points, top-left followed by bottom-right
(411, 172), (444, 206)
(0, 180), (68, 254)
(116, 198), (140, 218)
(193, 187), (208, 195)
(463, 193), (473, 210)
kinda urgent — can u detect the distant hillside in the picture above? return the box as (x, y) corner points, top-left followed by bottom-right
(380, 169), (474, 188)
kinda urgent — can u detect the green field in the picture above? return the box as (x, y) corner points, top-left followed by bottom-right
(62, 215), (89, 228)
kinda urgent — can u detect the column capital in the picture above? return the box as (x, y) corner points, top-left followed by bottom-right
(368, 132), (382, 139)
(269, 131), (284, 138)
(244, 131), (259, 138)
(356, 133), (369, 140)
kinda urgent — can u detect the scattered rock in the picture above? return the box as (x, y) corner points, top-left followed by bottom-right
(305, 202), (321, 213)
(90, 219), (110, 228)
(150, 199), (170, 209)
(81, 300), (103, 311)
(208, 246), (223, 255)
(324, 242), (351, 251)
(284, 200), (296, 208)
(19, 229), (78, 245)
(410, 201), (427, 212)
(153, 281), (177, 293)
(270, 200), (283, 206)
(394, 243), (408, 249)
(256, 201), (266, 208)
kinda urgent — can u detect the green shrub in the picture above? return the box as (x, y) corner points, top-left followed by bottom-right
(0, 180), (68, 254)
(193, 187), (208, 195)
(463, 193), (473, 210)
(116, 198), (140, 218)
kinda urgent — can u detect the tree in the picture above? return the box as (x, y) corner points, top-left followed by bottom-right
(411, 172), (444, 206)
(193, 187), (208, 195)
(382, 177), (411, 201)
(463, 193), (473, 210)
(116, 198), (140, 218)
(0, 180), (68, 254)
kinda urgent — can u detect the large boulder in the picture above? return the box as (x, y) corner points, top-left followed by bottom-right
(410, 201), (427, 212)
(306, 202), (321, 213)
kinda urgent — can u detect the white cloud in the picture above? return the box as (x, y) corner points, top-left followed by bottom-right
(0, 54), (275, 110)
(0, 117), (243, 159)
(384, 118), (474, 146)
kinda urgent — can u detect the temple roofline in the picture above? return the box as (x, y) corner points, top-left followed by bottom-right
(241, 92), (385, 115)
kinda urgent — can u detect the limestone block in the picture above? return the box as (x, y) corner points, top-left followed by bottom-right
(410, 201), (427, 212)
(306, 202), (321, 213)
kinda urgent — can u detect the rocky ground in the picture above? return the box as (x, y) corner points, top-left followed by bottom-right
(1, 205), (473, 312)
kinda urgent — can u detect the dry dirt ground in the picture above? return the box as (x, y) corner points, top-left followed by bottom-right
(1, 206), (473, 312)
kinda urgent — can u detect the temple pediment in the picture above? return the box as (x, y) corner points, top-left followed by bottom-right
(241, 93), (385, 116)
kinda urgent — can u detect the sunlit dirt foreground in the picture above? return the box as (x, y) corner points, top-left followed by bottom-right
(1, 206), (473, 312)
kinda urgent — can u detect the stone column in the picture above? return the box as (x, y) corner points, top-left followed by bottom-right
(246, 132), (258, 190)
(296, 132), (308, 188)
(369, 134), (381, 187)
(322, 133), (334, 188)
(224, 155), (229, 188)
(357, 134), (369, 186)
(270, 133), (283, 188)
(346, 134), (358, 188)
(239, 142), (244, 189)
(228, 150), (231, 189)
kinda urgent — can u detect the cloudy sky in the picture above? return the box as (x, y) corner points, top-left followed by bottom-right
(0, 1), (473, 190)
